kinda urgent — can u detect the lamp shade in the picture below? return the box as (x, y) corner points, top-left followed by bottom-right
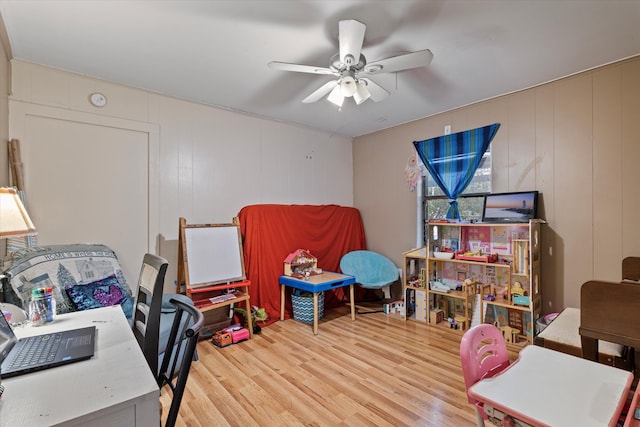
(340, 75), (357, 97)
(327, 85), (345, 107)
(353, 81), (371, 105)
(0, 187), (37, 238)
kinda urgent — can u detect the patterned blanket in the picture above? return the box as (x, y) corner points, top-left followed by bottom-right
(2, 244), (134, 318)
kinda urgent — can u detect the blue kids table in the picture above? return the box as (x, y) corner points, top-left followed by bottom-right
(279, 271), (356, 335)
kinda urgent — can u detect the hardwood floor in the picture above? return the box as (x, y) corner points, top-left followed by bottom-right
(160, 305), (521, 426)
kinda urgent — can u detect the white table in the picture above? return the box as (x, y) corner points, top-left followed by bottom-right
(468, 345), (632, 427)
(1, 306), (160, 426)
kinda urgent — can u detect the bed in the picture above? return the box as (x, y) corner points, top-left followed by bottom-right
(536, 307), (631, 368)
(534, 256), (640, 370)
(580, 279), (640, 365)
(622, 256), (640, 282)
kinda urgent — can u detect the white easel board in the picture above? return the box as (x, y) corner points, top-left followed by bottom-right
(180, 220), (246, 288)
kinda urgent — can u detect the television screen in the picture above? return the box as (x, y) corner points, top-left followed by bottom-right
(482, 191), (539, 223)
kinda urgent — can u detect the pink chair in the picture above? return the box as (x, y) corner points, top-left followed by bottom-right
(460, 324), (511, 426)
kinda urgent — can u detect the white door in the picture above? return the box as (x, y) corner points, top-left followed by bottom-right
(15, 109), (156, 290)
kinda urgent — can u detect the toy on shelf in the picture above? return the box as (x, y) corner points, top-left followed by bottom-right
(284, 249), (319, 278)
(430, 308), (444, 324)
(408, 277), (425, 288)
(461, 278), (477, 296)
(448, 317), (459, 329)
(455, 251), (499, 263)
(455, 315), (468, 331)
(500, 325), (520, 344)
(429, 280), (450, 292)
(511, 281), (530, 306)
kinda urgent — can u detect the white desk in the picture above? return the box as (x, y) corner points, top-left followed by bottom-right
(469, 345), (632, 427)
(1, 306), (160, 426)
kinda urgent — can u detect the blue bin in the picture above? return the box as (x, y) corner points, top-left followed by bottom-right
(291, 291), (324, 324)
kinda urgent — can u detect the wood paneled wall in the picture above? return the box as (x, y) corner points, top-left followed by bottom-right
(353, 56), (640, 312)
(5, 60), (353, 290)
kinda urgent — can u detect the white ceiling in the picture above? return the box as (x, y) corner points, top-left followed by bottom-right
(0, 0), (639, 138)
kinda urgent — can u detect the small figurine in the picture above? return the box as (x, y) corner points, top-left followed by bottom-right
(448, 317), (459, 330)
(512, 281), (524, 296)
(234, 305), (269, 327)
(253, 306), (268, 324)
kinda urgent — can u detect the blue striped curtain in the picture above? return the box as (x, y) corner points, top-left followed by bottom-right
(413, 123), (500, 219)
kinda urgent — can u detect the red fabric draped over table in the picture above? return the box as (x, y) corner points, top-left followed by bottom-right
(237, 204), (367, 325)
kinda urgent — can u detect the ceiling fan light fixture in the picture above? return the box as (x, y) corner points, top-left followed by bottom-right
(353, 81), (371, 105)
(327, 85), (344, 106)
(340, 76), (357, 97)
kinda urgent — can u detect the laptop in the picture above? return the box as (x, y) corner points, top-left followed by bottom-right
(0, 312), (95, 378)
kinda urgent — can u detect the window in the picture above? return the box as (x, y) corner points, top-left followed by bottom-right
(422, 150), (491, 244)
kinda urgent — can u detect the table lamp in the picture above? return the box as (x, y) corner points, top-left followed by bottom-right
(0, 187), (36, 396)
(0, 185), (37, 263)
(0, 187), (37, 284)
(0, 187), (36, 238)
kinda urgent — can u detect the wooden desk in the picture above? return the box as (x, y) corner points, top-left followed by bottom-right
(279, 272), (356, 335)
(1, 306), (160, 426)
(469, 345), (632, 427)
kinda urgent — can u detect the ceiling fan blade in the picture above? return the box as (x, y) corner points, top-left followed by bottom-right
(359, 78), (389, 102)
(302, 80), (339, 103)
(268, 61), (335, 75)
(339, 19), (366, 66)
(364, 49), (433, 74)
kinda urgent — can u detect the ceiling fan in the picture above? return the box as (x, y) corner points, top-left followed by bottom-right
(268, 19), (433, 107)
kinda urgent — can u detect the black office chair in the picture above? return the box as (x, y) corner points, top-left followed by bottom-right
(157, 297), (204, 427)
(133, 253), (168, 377)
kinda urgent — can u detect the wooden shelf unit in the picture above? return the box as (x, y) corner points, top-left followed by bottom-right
(183, 280), (253, 339)
(186, 280), (251, 312)
(404, 220), (543, 344)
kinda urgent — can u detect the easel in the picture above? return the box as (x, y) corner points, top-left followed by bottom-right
(177, 217), (253, 338)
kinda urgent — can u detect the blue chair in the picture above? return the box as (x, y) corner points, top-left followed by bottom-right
(339, 250), (399, 314)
